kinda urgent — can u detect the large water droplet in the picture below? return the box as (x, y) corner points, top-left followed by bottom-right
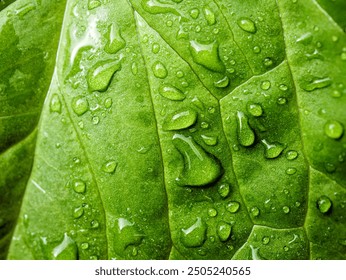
(50, 94), (62, 113)
(105, 24), (125, 54)
(217, 221), (232, 242)
(152, 61), (168, 78)
(173, 134), (223, 187)
(237, 18), (257, 33)
(181, 217), (207, 247)
(236, 111), (255, 147)
(162, 109), (197, 130)
(72, 96), (89, 116)
(203, 6), (216, 25)
(261, 139), (285, 159)
(214, 76), (229, 88)
(52, 233), (77, 260)
(87, 60), (121, 92)
(324, 120), (344, 139)
(317, 195), (332, 214)
(301, 77), (332, 92)
(159, 84), (185, 101)
(189, 40), (225, 72)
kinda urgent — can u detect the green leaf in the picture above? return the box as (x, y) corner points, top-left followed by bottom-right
(1, 0), (345, 260)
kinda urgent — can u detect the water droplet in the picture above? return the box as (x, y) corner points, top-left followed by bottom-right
(72, 179), (86, 194)
(181, 217), (207, 247)
(173, 134), (223, 187)
(286, 167), (297, 175)
(261, 139), (285, 159)
(214, 76), (229, 88)
(237, 18), (256, 33)
(296, 32), (313, 45)
(277, 97), (287, 105)
(142, 0), (180, 16)
(72, 96), (89, 116)
(262, 236), (270, 245)
(201, 135), (218, 146)
(324, 120), (344, 139)
(341, 52), (346, 61)
(162, 109), (197, 130)
(247, 103), (263, 117)
(102, 160), (117, 173)
(104, 97), (113, 108)
(88, 0), (101, 10)
(253, 46), (261, 53)
(226, 201), (240, 213)
(283, 206), (290, 213)
(325, 162), (336, 173)
(189, 8), (199, 19)
(201, 122), (209, 129)
(261, 80), (271, 90)
(92, 116), (100, 125)
(317, 195), (332, 214)
(131, 62), (138, 75)
(279, 84), (288, 91)
(189, 40), (225, 72)
(73, 206), (84, 218)
(217, 221), (232, 242)
(286, 150), (298, 160)
(263, 57), (273, 67)
(152, 61), (168, 78)
(87, 60), (121, 92)
(90, 220), (99, 228)
(152, 43), (160, 54)
(283, 246), (289, 252)
(50, 94), (62, 113)
(105, 24), (125, 54)
(176, 70), (184, 78)
(166, 20), (173, 27)
(301, 77), (332, 92)
(236, 111), (255, 147)
(218, 183), (230, 198)
(250, 207), (260, 217)
(330, 90), (342, 98)
(81, 242), (89, 250)
(203, 6), (216, 25)
(52, 233), (77, 260)
(208, 208), (218, 217)
(159, 84), (185, 101)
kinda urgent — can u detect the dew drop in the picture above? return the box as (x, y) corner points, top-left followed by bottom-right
(181, 217), (207, 247)
(286, 150), (298, 160)
(72, 179), (86, 194)
(159, 84), (185, 101)
(88, 0), (101, 10)
(92, 116), (100, 125)
(152, 43), (160, 54)
(236, 111), (255, 147)
(218, 183), (230, 198)
(73, 206), (84, 219)
(81, 242), (89, 250)
(217, 221), (232, 242)
(277, 97), (287, 105)
(104, 97), (113, 109)
(226, 201), (240, 213)
(262, 236), (270, 245)
(72, 96), (89, 116)
(247, 103), (263, 117)
(253, 46), (261, 53)
(286, 167), (297, 175)
(87, 60), (121, 92)
(324, 120), (344, 139)
(52, 233), (77, 260)
(102, 160), (117, 173)
(263, 57), (273, 67)
(325, 162), (336, 173)
(162, 109), (197, 130)
(131, 62), (138, 75)
(189, 8), (199, 19)
(189, 40), (225, 72)
(90, 220), (99, 228)
(50, 94), (62, 113)
(214, 76), (229, 88)
(201, 122), (209, 129)
(201, 135), (218, 146)
(317, 195), (332, 214)
(261, 139), (285, 159)
(105, 24), (125, 54)
(301, 77), (332, 92)
(283, 206), (290, 214)
(237, 18), (256, 33)
(250, 207), (260, 217)
(208, 208), (218, 217)
(203, 6), (216, 25)
(261, 80), (271, 90)
(152, 61), (168, 78)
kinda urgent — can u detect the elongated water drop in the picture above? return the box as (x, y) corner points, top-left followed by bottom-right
(159, 84), (185, 100)
(163, 109), (197, 130)
(217, 221), (232, 242)
(173, 134), (223, 187)
(189, 40), (225, 72)
(181, 217), (207, 247)
(301, 77), (332, 92)
(236, 111), (255, 147)
(203, 6), (216, 25)
(88, 0), (101, 10)
(261, 139), (285, 159)
(237, 18), (256, 33)
(50, 94), (62, 113)
(52, 233), (77, 260)
(201, 135), (218, 146)
(105, 24), (125, 54)
(87, 60), (121, 92)
(324, 120), (344, 139)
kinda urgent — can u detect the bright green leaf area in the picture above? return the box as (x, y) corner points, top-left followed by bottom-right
(0, 0), (345, 260)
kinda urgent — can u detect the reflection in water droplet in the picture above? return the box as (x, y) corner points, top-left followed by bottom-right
(237, 18), (256, 33)
(208, 208), (218, 217)
(87, 60), (121, 92)
(283, 206), (290, 214)
(261, 139), (285, 159)
(237, 111), (255, 147)
(286, 167), (297, 175)
(104, 97), (113, 109)
(277, 97), (287, 105)
(324, 120), (344, 139)
(181, 217), (207, 247)
(317, 195), (332, 214)
(189, 8), (199, 19)
(73, 206), (84, 218)
(261, 80), (271, 90)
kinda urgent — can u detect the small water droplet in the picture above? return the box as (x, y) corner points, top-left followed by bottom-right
(81, 242), (89, 250)
(218, 183), (230, 198)
(72, 179), (86, 194)
(261, 139), (285, 159)
(283, 246), (289, 252)
(250, 207), (260, 217)
(152, 61), (168, 78)
(159, 84), (185, 101)
(253, 46), (261, 53)
(73, 206), (84, 218)
(263, 57), (273, 67)
(277, 97), (287, 105)
(208, 208), (218, 217)
(72, 96), (89, 116)
(92, 116), (100, 125)
(324, 120), (344, 139)
(261, 80), (271, 90)
(283, 206), (290, 213)
(286, 150), (298, 160)
(301, 77), (332, 92)
(247, 103), (263, 117)
(203, 6), (216, 25)
(317, 195), (332, 214)
(262, 236), (270, 245)
(189, 8), (199, 19)
(102, 160), (117, 173)
(279, 84), (288, 91)
(87, 60), (121, 92)
(162, 109), (197, 130)
(181, 217), (207, 247)
(341, 52), (346, 61)
(236, 111), (255, 147)
(152, 43), (160, 54)
(325, 162), (336, 173)
(50, 94), (62, 113)
(105, 24), (125, 54)
(237, 18), (256, 33)
(189, 40), (225, 72)
(201, 135), (218, 146)
(286, 167), (297, 175)
(104, 97), (113, 109)
(226, 201), (240, 213)
(217, 221), (232, 242)
(201, 121), (209, 129)
(90, 220), (99, 228)
(214, 76), (229, 88)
